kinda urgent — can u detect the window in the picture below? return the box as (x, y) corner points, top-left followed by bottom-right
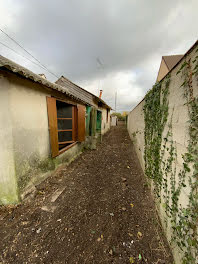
(47, 97), (85, 157)
(56, 100), (75, 151)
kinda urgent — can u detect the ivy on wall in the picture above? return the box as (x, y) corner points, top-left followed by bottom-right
(173, 50), (198, 264)
(144, 74), (170, 197)
(143, 48), (198, 264)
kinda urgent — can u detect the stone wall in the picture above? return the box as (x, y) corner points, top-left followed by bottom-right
(127, 43), (198, 264)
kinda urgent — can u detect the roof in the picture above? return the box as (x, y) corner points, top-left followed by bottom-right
(55, 76), (94, 106)
(56, 76), (111, 109)
(0, 55), (111, 109)
(130, 39), (198, 113)
(163, 55), (183, 71)
(0, 55), (87, 104)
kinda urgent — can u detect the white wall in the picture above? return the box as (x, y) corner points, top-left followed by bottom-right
(0, 73), (18, 204)
(111, 116), (117, 126)
(0, 71), (111, 203)
(127, 101), (145, 170)
(7, 73), (51, 192)
(127, 45), (198, 263)
(101, 108), (110, 135)
(0, 71), (88, 203)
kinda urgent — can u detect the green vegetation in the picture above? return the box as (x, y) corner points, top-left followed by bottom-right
(143, 48), (198, 264)
(111, 112), (126, 121)
(173, 52), (198, 264)
(144, 74), (170, 196)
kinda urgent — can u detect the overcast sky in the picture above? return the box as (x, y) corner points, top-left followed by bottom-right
(0, 0), (197, 111)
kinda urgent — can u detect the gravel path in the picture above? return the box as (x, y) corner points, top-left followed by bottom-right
(0, 124), (173, 264)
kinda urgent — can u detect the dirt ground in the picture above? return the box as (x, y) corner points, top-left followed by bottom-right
(0, 124), (174, 264)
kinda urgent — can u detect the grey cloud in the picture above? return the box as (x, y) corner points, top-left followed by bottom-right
(0, 0), (197, 111)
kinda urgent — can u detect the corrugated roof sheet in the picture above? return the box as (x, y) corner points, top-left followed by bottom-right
(56, 76), (94, 106)
(0, 55), (88, 104)
(56, 76), (111, 109)
(0, 55), (111, 109)
(163, 55), (183, 71)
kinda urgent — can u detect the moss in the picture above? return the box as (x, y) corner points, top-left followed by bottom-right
(17, 161), (32, 191)
(0, 162), (19, 205)
(39, 158), (55, 172)
(16, 153), (56, 192)
(54, 143), (84, 168)
(14, 144), (84, 201)
(0, 184), (18, 205)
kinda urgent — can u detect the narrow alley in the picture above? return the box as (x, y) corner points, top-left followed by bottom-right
(0, 124), (173, 264)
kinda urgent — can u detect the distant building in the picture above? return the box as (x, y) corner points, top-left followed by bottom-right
(156, 55), (183, 82)
(55, 76), (111, 136)
(111, 115), (117, 126)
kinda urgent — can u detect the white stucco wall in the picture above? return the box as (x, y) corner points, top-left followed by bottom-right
(127, 101), (145, 171)
(101, 108), (110, 135)
(10, 84), (50, 160)
(0, 70), (111, 203)
(0, 74), (18, 204)
(127, 45), (198, 263)
(0, 72), (86, 202)
(111, 116), (117, 126)
(6, 73), (52, 192)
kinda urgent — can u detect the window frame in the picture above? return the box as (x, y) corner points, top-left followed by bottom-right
(56, 98), (77, 155)
(57, 103), (77, 154)
(47, 96), (78, 158)
(47, 97), (86, 157)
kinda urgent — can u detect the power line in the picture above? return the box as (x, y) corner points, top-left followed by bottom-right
(0, 41), (55, 74)
(0, 27), (59, 78)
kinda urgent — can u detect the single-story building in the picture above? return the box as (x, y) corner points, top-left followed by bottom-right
(55, 76), (111, 137)
(110, 115), (118, 126)
(0, 55), (111, 205)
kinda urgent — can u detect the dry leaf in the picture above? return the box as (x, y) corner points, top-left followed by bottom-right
(129, 256), (135, 263)
(137, 231), (143, 239)
(121, 177), (127, 182)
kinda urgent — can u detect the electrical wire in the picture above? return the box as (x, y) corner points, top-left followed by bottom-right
(0, 41), (54, 74)
(0, 27), (59, 78)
